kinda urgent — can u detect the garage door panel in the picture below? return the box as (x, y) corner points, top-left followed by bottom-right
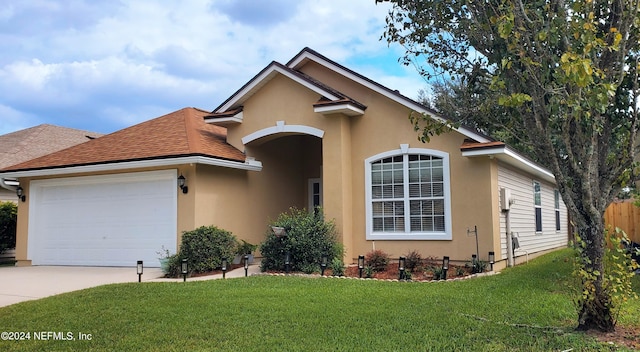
(29, 170), (177, 267)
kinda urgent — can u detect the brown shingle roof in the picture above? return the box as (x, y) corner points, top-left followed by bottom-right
(1, 107), (245, 172)
(0, 124), (102, 169)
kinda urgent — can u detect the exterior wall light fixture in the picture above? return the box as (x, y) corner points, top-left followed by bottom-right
(16, 186), (26, 202)
(177, 175), (188, 194)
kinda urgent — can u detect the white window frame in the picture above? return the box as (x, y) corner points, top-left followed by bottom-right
(554, 189), (561, 231)
(365, 145), (452, 240)
(308, 178), (322, 212)
(533, 181), (542, 233)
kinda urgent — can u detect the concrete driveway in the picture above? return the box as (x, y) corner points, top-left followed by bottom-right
(0, 266), (164, 308)
(0, 264), (261, 308)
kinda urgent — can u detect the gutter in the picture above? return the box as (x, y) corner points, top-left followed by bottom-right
(0, 155), (263, 179)
(0, 178), (19, 192)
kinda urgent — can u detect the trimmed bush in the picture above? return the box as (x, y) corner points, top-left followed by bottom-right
(365, 249), (390, 272)
(260, 207), (342, 272)
(331, 258), (345, 276)
(0, 201), (17, 254)
(404, 250), (423, 272)
(167, 225), (238, 276)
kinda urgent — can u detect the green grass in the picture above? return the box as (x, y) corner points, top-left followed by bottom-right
(0, 249), (638, 351)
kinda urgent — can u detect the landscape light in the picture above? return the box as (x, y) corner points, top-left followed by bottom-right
(244, 254), (249, 277)
(398, 256), (406, 280)
(358, 255), (365, 278)
(221, 257), (228, 279)
(320, 254), (328, 276)
(285, 251), (291, 274)
(442, 256), (450, 280)
(488, 251), (495, 271)
(136, 260), (143, 283)
(181, 258), (188, 282)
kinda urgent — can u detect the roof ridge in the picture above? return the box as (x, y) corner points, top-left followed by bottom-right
(183, 108), (203, 154)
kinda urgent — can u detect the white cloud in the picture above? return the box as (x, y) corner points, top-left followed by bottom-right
(0, 0), (419, 134)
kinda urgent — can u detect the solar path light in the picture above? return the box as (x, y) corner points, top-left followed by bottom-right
(398, 256), (406, 280)
(136, 260), (143, 283)
(442, 256), (450, 280)
(358, 255), (365, 278)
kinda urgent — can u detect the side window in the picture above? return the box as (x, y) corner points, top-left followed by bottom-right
(534, 181), (542, 232)
(554, 190), (561, 231)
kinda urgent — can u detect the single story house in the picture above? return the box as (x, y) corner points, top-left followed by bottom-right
(0, 48), (568, 269)
(0, 124), (102, 202)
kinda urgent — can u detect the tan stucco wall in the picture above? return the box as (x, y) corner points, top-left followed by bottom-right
(220, 62), (500, 264)
(191, 135), (322, 253)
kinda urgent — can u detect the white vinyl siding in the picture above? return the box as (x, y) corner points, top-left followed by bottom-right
(498, 163), (568, 259)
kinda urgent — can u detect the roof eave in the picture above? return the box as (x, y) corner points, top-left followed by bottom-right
(313, 103), (365, 116)
(0, 155), (262, 179)
(204, 111), (244, 126)
(461, 145), (555, 183)
(288, 48), (492, 143)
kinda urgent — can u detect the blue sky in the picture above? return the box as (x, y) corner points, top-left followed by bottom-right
(0, 0), (428, 135)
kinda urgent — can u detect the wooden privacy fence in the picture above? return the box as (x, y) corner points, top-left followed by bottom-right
(604, 200), (640, 243)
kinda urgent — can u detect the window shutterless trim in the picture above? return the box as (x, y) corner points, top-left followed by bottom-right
(364, 146), (452, 240)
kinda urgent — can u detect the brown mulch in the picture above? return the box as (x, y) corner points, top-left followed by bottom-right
(342, 263), (473, 281)
(587, 325), (640, 350)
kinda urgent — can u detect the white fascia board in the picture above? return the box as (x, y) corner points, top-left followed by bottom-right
(0, 156), (262, 179)
(462, 146), (555, 183)
(313, 103), (365, 116)
(204, 111), (244, 125)
(216, 65), (340, 113)
(289, 51), (491, 143)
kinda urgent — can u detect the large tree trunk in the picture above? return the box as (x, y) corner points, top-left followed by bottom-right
(574, 219), (615, 332)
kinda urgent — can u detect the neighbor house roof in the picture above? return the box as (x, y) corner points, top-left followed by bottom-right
(0, 108), (257, 176)
(0, 124), (102, 169)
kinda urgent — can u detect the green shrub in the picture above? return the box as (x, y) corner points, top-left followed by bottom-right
(331, 258), (345, 276)
(168, 225), (238, 276)
(364, 266), (374, 278)
(365, 249), (390, 272)
(260, 207), (341, 272)
(432, 266), (445, 280)
(404, 250), (422, 272)
(236, 240), (258, 255)
(0, 201), (17, 254)
(301, 263), (318, 274)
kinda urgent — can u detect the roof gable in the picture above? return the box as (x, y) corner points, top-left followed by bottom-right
(1, 108), (246, 173)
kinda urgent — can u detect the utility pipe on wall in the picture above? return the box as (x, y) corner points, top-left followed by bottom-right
(505, 209), (514, 267)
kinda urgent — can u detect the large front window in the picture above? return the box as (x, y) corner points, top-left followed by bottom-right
(365, 146), (452, 240)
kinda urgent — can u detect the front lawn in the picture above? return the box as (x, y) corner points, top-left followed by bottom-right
(0, 249), (638, 351)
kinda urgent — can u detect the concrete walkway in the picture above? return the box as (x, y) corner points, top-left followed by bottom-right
(0, 264), (261, 308)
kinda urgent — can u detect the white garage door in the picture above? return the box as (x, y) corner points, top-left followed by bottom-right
(28, 170), (177, 267)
